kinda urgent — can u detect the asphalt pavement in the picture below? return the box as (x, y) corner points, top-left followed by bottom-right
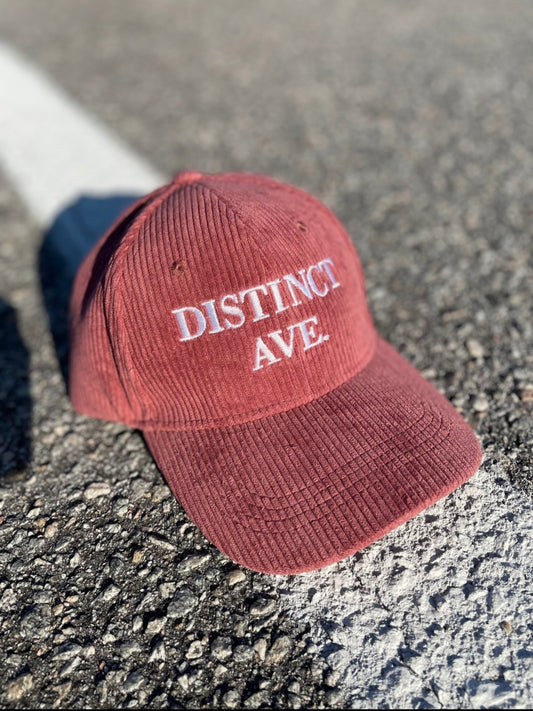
(0, 1), (532, 708)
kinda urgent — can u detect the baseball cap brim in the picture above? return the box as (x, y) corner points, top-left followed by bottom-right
(143, 337), (482, 575)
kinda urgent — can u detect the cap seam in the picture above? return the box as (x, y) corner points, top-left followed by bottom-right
(192, 178), (273, 268)
(202, 173), (366, 316)
(206, 173), (349, 238)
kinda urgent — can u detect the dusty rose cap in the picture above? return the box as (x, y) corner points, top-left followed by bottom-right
(69, 172), (482, 574)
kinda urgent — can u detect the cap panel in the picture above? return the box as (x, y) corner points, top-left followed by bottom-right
(202, 173), (375, 384)
(108, 183), (272, 426)
(68, 188), (167, 423)
(109, 176), (376, 429)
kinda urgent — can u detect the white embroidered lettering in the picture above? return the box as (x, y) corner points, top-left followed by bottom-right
(202, 299), (225, 334)
(295, 315), (326, 350)
(318, 258), (340, 289)
(284, 269), (313, 306)
(268, 326), (296, 358)
(253, 316), (328, 370)
(266, 279), (290, 314)
(253, 337), (281, 371)
(170, 256), (341, 370)
(307, 265), (329, 297)
(239, 284), (270, 321)
(220, 293), (245, 329)
(172, 306), (207, 341)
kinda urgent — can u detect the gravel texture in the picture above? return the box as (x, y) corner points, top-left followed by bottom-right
(0, 1), (532, 708)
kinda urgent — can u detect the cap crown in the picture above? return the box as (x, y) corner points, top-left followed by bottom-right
(69, 173), (376, 430)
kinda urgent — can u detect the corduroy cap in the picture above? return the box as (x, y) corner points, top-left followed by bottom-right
(69, 171), (482, 574)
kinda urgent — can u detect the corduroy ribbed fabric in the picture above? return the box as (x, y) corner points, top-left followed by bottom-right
(144, 338), (481, 574)
(69, 171), (482, 574)
(70, 172), (375, 428)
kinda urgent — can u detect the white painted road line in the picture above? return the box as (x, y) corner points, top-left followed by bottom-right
(0, 41), (164, 230)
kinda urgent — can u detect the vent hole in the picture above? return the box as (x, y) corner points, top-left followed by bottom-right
(171, 259), (186, 275)
(297, 220), (308, 232)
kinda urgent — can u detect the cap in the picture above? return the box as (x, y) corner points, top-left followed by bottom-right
(68, 171), (482, 574)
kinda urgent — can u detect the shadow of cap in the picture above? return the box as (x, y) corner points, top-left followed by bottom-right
(38, 194), (141, 383)
(0, 297), (31, 479)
